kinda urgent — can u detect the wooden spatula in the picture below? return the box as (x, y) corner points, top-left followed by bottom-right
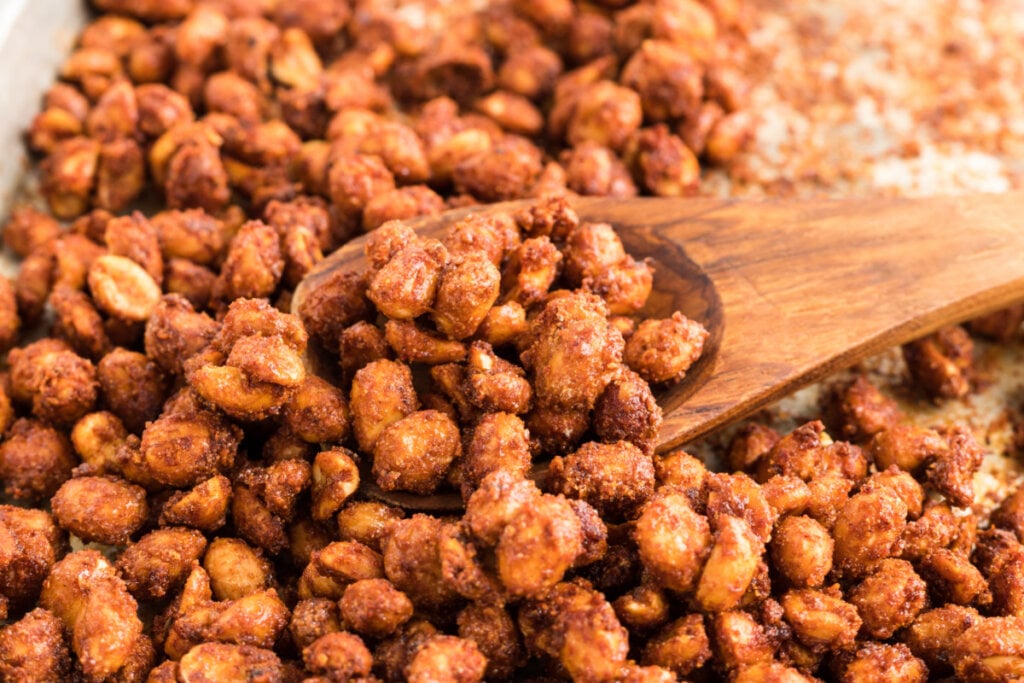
(294, 192), (1024, 493)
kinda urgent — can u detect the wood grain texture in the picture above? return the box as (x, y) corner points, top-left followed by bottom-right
(295, 192), (1024, 457)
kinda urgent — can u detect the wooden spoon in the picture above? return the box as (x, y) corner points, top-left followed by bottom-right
(294, 192), (1024, 509)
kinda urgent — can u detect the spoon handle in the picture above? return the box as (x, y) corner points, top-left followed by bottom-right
(609, 192), (1024, 450)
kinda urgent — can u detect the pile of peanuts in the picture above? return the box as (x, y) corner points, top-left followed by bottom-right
(2, 0), (1024, 681)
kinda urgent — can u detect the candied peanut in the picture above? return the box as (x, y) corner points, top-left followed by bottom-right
(0, 608), (72, 681)
(50, 475), (148, 546)
(519, 579), (629, 683)
(40, 137), (99, 219)
(382, 515), (461, 611)
(282, 376), (350, 445)
(634, 490), (712, 593)
(903, 325), (974, 400)
(117, 527), (207, 600)
(328, 152), (396, 224)
(302, 631), (372, 680)
(213, 220), (284, 301)
(3, 205), (61, 258)
(368, 238), (447, 320)
(178, 643), (283, 681)
(456, 602), (523, 680)
(623, 40), (704, 122)
(310, 448), (360, 521)
(96, 142), (145, 210)
(97, 347), (168, 433)
(385, 319), (467, 364)
(164, 258), (216, 309)
(903, 604), (980, 676)
(624, 311), (709, 384)
(566, 80), (642, 151)
(654, 450), (709, 507)
(0, 419), (76, 501)
(832, 487), (907, 578)
(88, 254), (161, 322)
(337, 501), (405, 553)
(496, 493), (584, 598)
(824, 376), (903, 442)
(340, 578), (414, 639)
(919, 548), (990, 606)
(848, 558), (927, 639)
(290, 598), (341, 650)
(460, 411), (531, 493)
(203, 537), (272, 601)
(591, 368), (662, 455)
(550, 441), (655, 520)
(562, 141), (638, 197)
(71, 411), (127, 472)
(372, 409), (460, 493)
(641, 613), (712, 677)
(454, 135), (544, 202)
(706, 471), (775, 543)
(951, 616), (1024, 683)
(350, 359), (419, 452)
(926, 423), (984, 507)
(298, 540), (384, 600)
(694, 515), (763, 612)
(144, 295), (219, 375)
(838, 642), (927, 683)
(770, 515), (833, 588)
(522, 291), (623, 411)
(50, 285), (109, 359)
(781, 587), (861, 651)
(406, 634), (487, 683)
(9, 338), (99, 425)
(14, 248), (54, 325)
(133, 400), (241, 488)
(159, 475), (232, 532)
(40, 550), (143, 681)
(0, 506), (66, 613)
(501, 235), (563, 307)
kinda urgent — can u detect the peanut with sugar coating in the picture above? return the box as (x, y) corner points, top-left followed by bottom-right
(624, 311), (709, 384)
(50, 474), (148, 546)
(117, 527), (208, 600)
(88, 254), (162, 322)
(0, 608), (71, 681)
(770, 515), (833, 588)
(497, 493), (584, 598)
(373, 409), (461, 495)
(641, 613), (712, 677)
(634, 490), (712, 593)
(549, 440), (655, 520)
(350, 359), (419, 452)
(0, 418), (77, 502)
(40, 550), (143, 682)
(203, 537), (272, 601)
(340, 578), (414, 639)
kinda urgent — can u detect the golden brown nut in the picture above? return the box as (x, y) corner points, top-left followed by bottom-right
(624, 311), (708, 384)
(457, 601), (524, 680)
(406, 634), (487, 683)
(641, 613), (712, 677)
(848, 558), (927, 640)
(3, 205), (61, 258)
(373, 409), (461, 495)
(382, 514), (461, 611)
(781, 587), (861, 652)
(350, 359), (419, 452)
(105, 212), (163, 285)
(706, 471), (775, 543)
(336, 500), (404, 553)
(710, 610), (774, 672)
(117, 527), (207, 600)
(824, 376), (903, 443)
(770, 515), (833, 588)
(340, 578), (414, 639)
(592, 367), (663, 454)
(385, 319), (467, 364)
(496, 493), (584, 598)
(97, 347), (169, 433)
(88, 254), (162, 322)
(549, 440), (655, 520)
(634, 490), (711, 593)
(40, 549), (143, 682)
(565, 80), (642, 151)
(328, 152), (396, 224)
(521, 291), (623, 411)
(951, 616), (1024, 683)
(432, 252), (502, 340)
(178, 642), (283, 682)
(71, 411), (127, 473)
(368, 238), (447, 320)
(694, 515), (763, 612)
(460, 411), (532, 494)
(501, 235), (562, 307)
(0, 419), (76, 502)
(7, 339), (99, 425)
(902, 604), (980, 676)
(50, 475), (148, 546)
(289, 598), (341, 651)
(519, 579), (629, 683)
(832, 487), (908, 578)
(918, 548), (990, 606)
(838, 642), (927, 683)
(562, 141), (637, 197)
(50, 285), (109, 359)
(303, 631), (373, 681)
(130, 397), (239, 489)
(0, 506), (67, 613)
(453, 135), (544, 202)
(298, 540), (384, 600)
(0, 608), (71, 681)
(14, 247), (54, 326)
(40, 137), (99, 219)
(902, 325), (974, 400)
(159, 474), (232, 532)
(203, 537), (272, 601)
(144, 294), (220, 375)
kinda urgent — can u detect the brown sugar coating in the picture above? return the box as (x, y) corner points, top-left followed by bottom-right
(548, 440), (655, 520)
(50, 474), (149, 546)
